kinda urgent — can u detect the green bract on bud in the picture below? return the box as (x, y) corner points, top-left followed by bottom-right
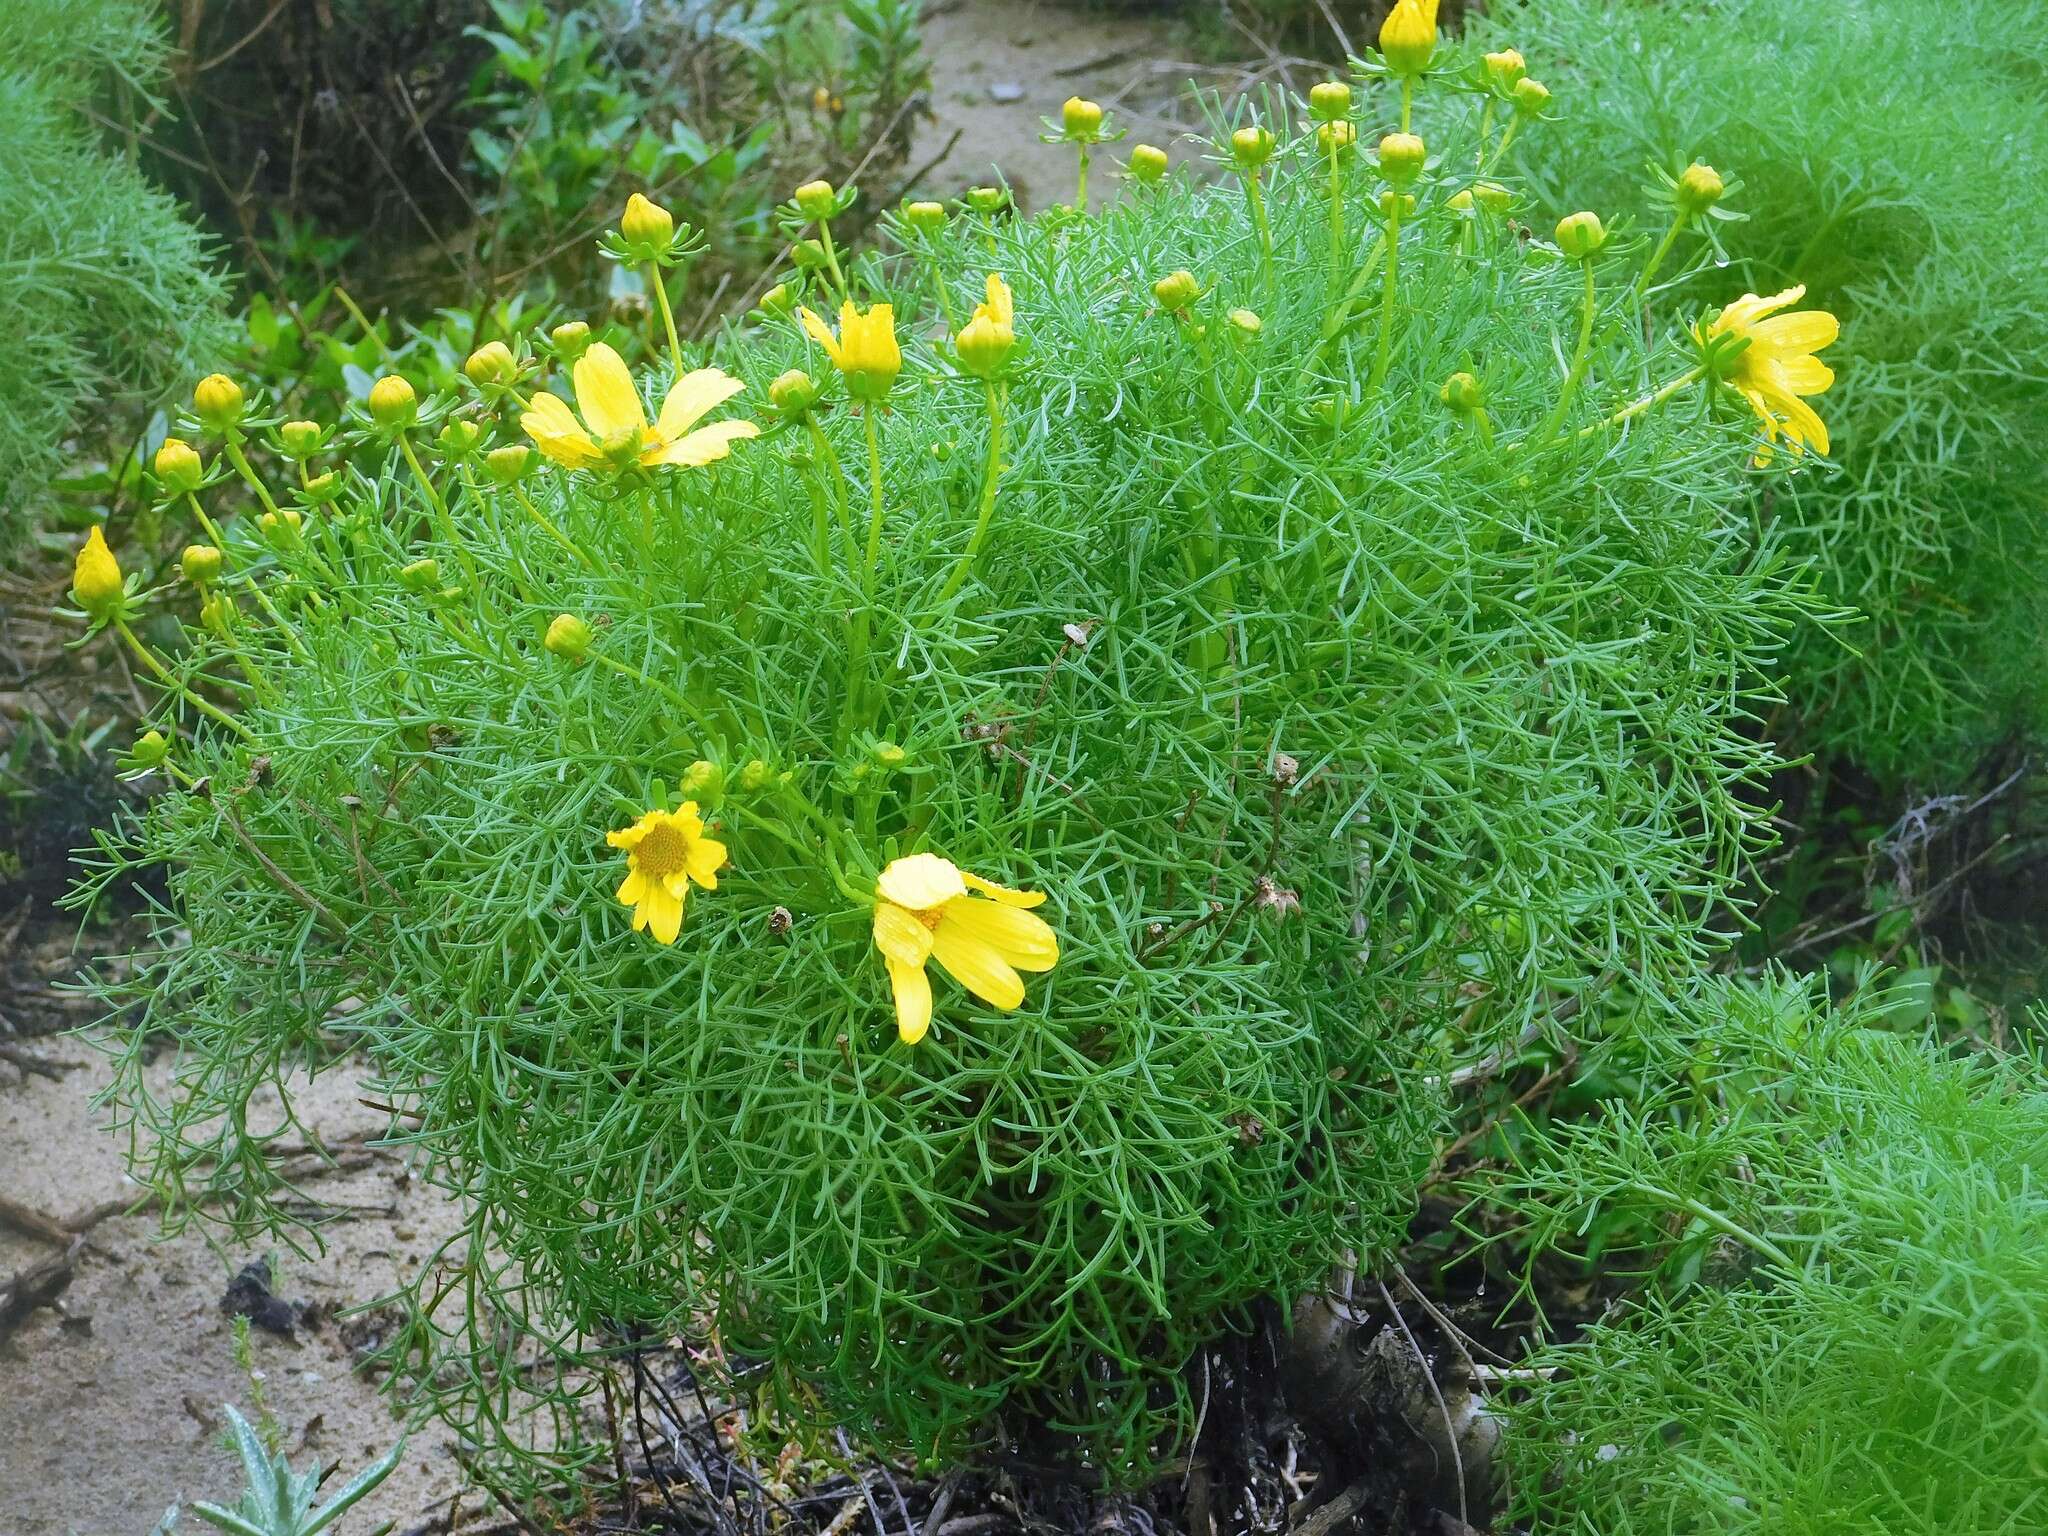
(736, 758), (772, 793)
(904, 200), (947, 234)
(1228, 307), (1262, 337)
(259, 507), (303, 548)
(1319, 120), (1358, 157)
(180, 543), (223, 586)
(1309, 80), (1351, 122)
(1677, 161), (1726, 215)
(192, 373), (244, 432)
(791, 238), (827, 271)
(437, 419), (482, 458)
(130, 728), (170, 770)
(551, 320), (592, 362)
(1127, 143), (1169, 184)
(1152, 269), (1201, 312)
(620, 191), (675, 251)
(1555, 210), (1609, 259)
(954, 315), (1014, 379)
(1378, 132), (1427, 187)
(544, 612), (592, 661)
(279, 420), (323, 458)
(794, 179), (837, 220)
(154, 436), (204, 494)
(200, 590), (236, 635)
(964, 185), (1009, 215)
(769, 369), (818, 417)
(680, 758), (725, 800)
(1483, 49), (1527, 91)
(1473, 180), (1513, 213)
(465, 341), (517, 387)
(399, 557), (441, 595)
(485, 444), (531, 485)
(1231, 125), (1276, 172)
(1512, 77), (1551, 116)
(368, 374), (418, 428)
(758, 280), (797, 316)
(301, 471), (340, 505)
(1061, 96), (1104, 140)
(1441, 371), (1484, 412)
(1379, 190), (1418, 219)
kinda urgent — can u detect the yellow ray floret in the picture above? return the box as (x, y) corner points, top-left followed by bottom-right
(798, 300), (901, 403)
(1695, 284), (1840, 463)
(1379, 0), (1439, 74)
(607, 801), (728, 944)
(521, 343), (758, 470)
(870, 852), (1059, 1045)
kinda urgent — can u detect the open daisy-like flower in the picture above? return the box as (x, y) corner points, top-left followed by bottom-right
(798, 300), (901, 403)
(870, 852), (1059, 1044)
(1694, 284), (1840, 463)
(522, 342), (758, 470)
(607, 801), (728, 945)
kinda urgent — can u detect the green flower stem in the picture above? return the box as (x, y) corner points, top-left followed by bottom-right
(1367, 198), (1407, 396)
(837, 409), (889, 742)
(1580, 366), (1707, 437)
(1634, 211), (1689, 305)
(511, 485), (598, 571)
(1247, 175), (1275, 291)
(1622, 1180), (1799, 1272)
(805, 417), (859, 557)
(1531, 258), (1600, 449)
(1076, 143), (1091, 210)
(113, 617), (258, 742)
(183, 493), (309, 661)
(817, 221), (850, 304)
(1482, 118), (1522, 175)
(1326, 140), (1347, 288)
(926, 250), (960, 336)
(332, 285), (389, 360)
(1400, 76), (1415, 132)
(932, 382), (1009, 608)
(1476, 100), (1495, 167)
(587, 649), (720, 745)
(398, 434), (482, 597)
(649, 263), (686, 380)
(222, 439), (284, 522)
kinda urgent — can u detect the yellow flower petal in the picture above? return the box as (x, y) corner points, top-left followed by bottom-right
(616, 869), (647, 905)
(639, 883), (685, 945)
(874, 901), (936, 967)
(877, 852), (967, 911)
(887, 956), (933, 1044)
(1766, 355), (1835, 396)
(974, 274), (1013, 328)
(656, 368), (748, 440)
(521, 392), (601, 466)
(941, 897), (1059, 972)
(687, 836), (728, 889)
(958, 870), (1046, 908)
(572, 344), (648, 441)
(645, 420), (760, 468)
(1752, 309), (1839, 355)
(930, 922), (1026, 1010)
(798, 306), (845, 367)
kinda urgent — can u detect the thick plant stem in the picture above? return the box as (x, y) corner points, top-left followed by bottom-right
(113, 617), (258, 742)
(1076, 144), (1091, 210)
(817, 222), (850, 303)
(587, 650), (720, 744)
(1633, 211), (1688, 305)
(1326, 141), (1347, 284)
(649, 265), (686, 379)
(837, 410), (888, 741)
(1400, 76), (1415, 132)
(933, 383), (1009, 607)
(511, 486), (598, 571)
(1367, 201), (1406, 396)
(1531, 259), (1600, 449)
(1624, 1180), (1799, 1272)
(1246, 175), (1274, 291)
(399, 435), (482, 595)
(1581, 366), (1707, 437)
(222, 439), (284, 522)
(806, 417), (858, 556)
(1482, 118), (1522, 175)
(183, 493), (309, 661)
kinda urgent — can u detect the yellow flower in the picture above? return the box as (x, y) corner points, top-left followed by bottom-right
(607, 801), (728, 945)
(521, 343), (759, 470)
(71, 525), (123, 621)
(972, 273), (1012, 330)
(1379, 0), (1439, 76)
(870, 852), (1059, 1045)
(1694, 285), (1840, 462)
(799, 300), (902, 404)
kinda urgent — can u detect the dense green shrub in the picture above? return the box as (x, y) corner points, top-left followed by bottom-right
(93, 48), (1824, 1490)
(0, 0), (227, 550)
(1489, 974), (2048, 1532)
(1478, 0), (2048, 788)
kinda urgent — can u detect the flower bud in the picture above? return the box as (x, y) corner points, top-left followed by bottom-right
(791, 238), (827, 271)
(1231, 125), (1276, 172)
(399, 557), (441, 594)
(1447, 188), (1475, 212)
(758, 281), (797, 316)
(1152, 269), (1201, 312)
(130, 729), (169, 770)
(154, 437), (204, 494)
(300, 471), (340, 505)
(1379, 190), (1418, 219)
(1061, 96), (1104, 139)
(1127, 143), (1169, 184)
(260, 507), (303, 547)
(1379, 0), (1437, 76)
(485, 445), (531, 485)
(368, 374), (418, 428)
(964, 186), (1008, 215)
(1512, 77), (1551, 116)
(794, 179), (837, 220)
(192, 373), (244, 432)
(437, 419), (482, 458)
(1378, 132), (1426, 187)
(181, 543), (223, 586)
(1318, 120), (1358, 156)
(1483, 49), (1527, 91)
(1555, 210), (1608, 260)
(769, 369), (818, 416)
(544, 612), (592, 661)
(954, 315), (1014, 379)
(1441, 371), (1484, 412)
(201, 591), (236, 636)
(1228, 307), (1262, 337)
(551, 320), (592, 361)
(680, 758), (725, 800)
(465, 341), (517, 387)
(736, 758), (772, 793)
(71, 526), (123, 621)
(279, 420), (323, 459)
(1677, 161), (1725, 216)
(1473, 181), (1513, 213)
(904, 200), (947, 234)
(1309, 80), (1351, 122)
(620, 191), (675, 250)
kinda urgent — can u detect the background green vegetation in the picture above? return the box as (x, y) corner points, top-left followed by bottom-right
(1482, 0), (2048, 792)
(0, 0), (227, 553)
